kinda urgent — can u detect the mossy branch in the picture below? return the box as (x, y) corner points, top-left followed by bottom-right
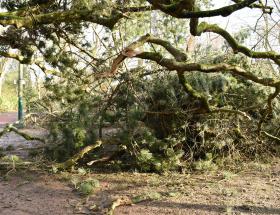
(257, 85), (280, 132)
(0, 124), (45, 143)
(53, 140), (102, 170)
(177, 71), (211, 112)
(147, 0), (257, 18)
(101, 34), (188, 77)
(137, 52), (280, 87)
(148, 36), (188, 61)
(0, 8), (124, 29)
(0, 51), (25, 62)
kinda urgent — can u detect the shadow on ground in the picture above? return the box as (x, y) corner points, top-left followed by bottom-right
(145, 201), (280, 214)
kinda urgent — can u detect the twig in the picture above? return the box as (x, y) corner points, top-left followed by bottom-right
(261, 131), (280, 143)
(107, 197), (133, 215)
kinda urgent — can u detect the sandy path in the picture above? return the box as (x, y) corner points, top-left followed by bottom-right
(0, 173), (81, 215)
(0, 125), (84, 215)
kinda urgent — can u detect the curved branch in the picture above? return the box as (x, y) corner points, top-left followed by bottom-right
(111, 35), (257, 117)
(148, 36), (188, 61)
(102, 33), (280, 88)
(147, 0), (257, 18)
(101, 34), (188, 77)
(232, 0), (274, 13)
(257, 85), (280, 132)
(261, 131), (280, 143)
(137, 52), (280, 87)
(177, 71), (211, 112)
(194, 22), (280, 65)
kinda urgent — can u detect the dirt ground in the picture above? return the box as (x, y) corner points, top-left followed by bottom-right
(0, 158), (279, 215)
(0, 113), (279, 215)
(0, 172), (81, 215)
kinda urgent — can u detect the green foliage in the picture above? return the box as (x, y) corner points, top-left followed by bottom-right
(114, 119), (185, 172)
(46, 121), (97, 162)
(1, 155), (22, 163)
(193, 153), (218, 171)
(132, 192), (162, 203)
(135, 134), (184, 172)
(77, 178), (100, 195)
(0, 70), (17, 111)
(44, 77), (99, 162)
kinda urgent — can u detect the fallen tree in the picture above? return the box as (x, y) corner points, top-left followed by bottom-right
(53, 140), (102, 170)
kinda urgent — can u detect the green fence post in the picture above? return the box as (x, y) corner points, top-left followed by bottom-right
(18, 63), (24, 126)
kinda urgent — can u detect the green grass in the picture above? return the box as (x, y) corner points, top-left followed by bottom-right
(0, 91), (17, 111)
(0, 70), (18, 111)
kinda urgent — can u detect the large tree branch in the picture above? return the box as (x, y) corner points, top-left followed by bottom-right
(137, 52), (280, 87)
(231, 0), (273, 13)
(0, 51), (24, 62)
(54, 140), (102, 170)
(147, 0), (258, 18)
(103, 34), (280, 88)
(0, 8), (124, 29)
(148, 36), (188, 61)
(101, 34), (188, 77)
